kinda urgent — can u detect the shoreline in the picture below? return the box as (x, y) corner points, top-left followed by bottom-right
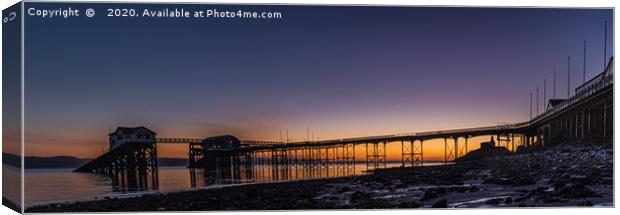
(22, 161), (449, 207)
(2, 197), (21, 213)
(26, 145), (613, 212)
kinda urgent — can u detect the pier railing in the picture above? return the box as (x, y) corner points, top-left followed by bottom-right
(529, 58), (613, 125)
(252, 59), (614, 148)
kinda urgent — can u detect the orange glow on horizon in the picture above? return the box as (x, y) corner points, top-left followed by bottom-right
(22, 118), (526, 161)
(23, 133), (513, 162)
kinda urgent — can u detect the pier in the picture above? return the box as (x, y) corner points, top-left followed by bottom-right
(74, 58), (614, 184)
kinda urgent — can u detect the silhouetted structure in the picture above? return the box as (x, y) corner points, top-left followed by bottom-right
(76, 58), (614, 179)
(75, 126), (159, 191)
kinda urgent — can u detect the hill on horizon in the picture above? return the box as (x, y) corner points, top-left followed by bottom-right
(2, 153), (188, 169)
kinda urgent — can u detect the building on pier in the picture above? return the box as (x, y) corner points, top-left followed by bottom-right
(546, 99), (567, 111)
(75, 126), (160, 189)
(109, 126), (156, 149)
(201, 135), (242, 151)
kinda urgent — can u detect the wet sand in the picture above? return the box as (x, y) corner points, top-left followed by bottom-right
(26, 145), (613, 212)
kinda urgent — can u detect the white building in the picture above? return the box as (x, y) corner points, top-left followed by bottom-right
(108, 126), (157, 149)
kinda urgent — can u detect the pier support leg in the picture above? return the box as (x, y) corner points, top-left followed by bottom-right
(383, 142), (387, 168)
(365, 142), (369, 170)
(401, 140), (415, 167)
(444, 138), (448, 164)
(420, 140), (424, 166)
(603, 100), (607, 140)
(588, 106), (591, 142)
(401, 141), (405, 167)
(454, 137), (459, 159)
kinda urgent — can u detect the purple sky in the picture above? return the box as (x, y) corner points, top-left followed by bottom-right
(20, 4), (613, 158)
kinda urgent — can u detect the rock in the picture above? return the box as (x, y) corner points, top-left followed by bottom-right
(246, 188), (259, 198)
(577, 201), (593, 206)
(456, 146), (510, 162)
(514, 195), (530, 202)
(485, 198), (501, 205)
(421, 188), (446, 201)
(399, 201), (422, 208)
(556, 184), (600, 198)
(431, 199), (448, 208)
(349, 191), (372, 206)
(542, 197), (561, 203)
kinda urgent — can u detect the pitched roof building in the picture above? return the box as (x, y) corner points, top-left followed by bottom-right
(546, 99), (567, 111)
(108, 126), (157, 149)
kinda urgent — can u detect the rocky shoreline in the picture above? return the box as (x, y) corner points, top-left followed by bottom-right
(2, 197), (21, 213)
(26, 145), (613, 212)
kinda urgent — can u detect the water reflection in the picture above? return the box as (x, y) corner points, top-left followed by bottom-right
(188, 161), (359, 188)
(25, 162), (427, 206)
(111, 169), (159, 192)
(110, 155), (364, 192)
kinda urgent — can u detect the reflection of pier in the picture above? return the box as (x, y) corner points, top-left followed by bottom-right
(188, 155), (358, 188)
(74, 58), (613, 188)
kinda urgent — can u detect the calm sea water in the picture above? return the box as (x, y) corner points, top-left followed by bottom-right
(22, 162), (443, 207)
(2, 165), (22, 207)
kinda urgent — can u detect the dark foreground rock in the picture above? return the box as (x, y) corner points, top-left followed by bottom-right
(27, 146), (613, 212)
(3, 197), (21, 213)
(431, 199), (448, 208)
(455, 145), (510, 162)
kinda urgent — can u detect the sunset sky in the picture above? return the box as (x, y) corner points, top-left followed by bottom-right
(16, 3), (613, 160)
